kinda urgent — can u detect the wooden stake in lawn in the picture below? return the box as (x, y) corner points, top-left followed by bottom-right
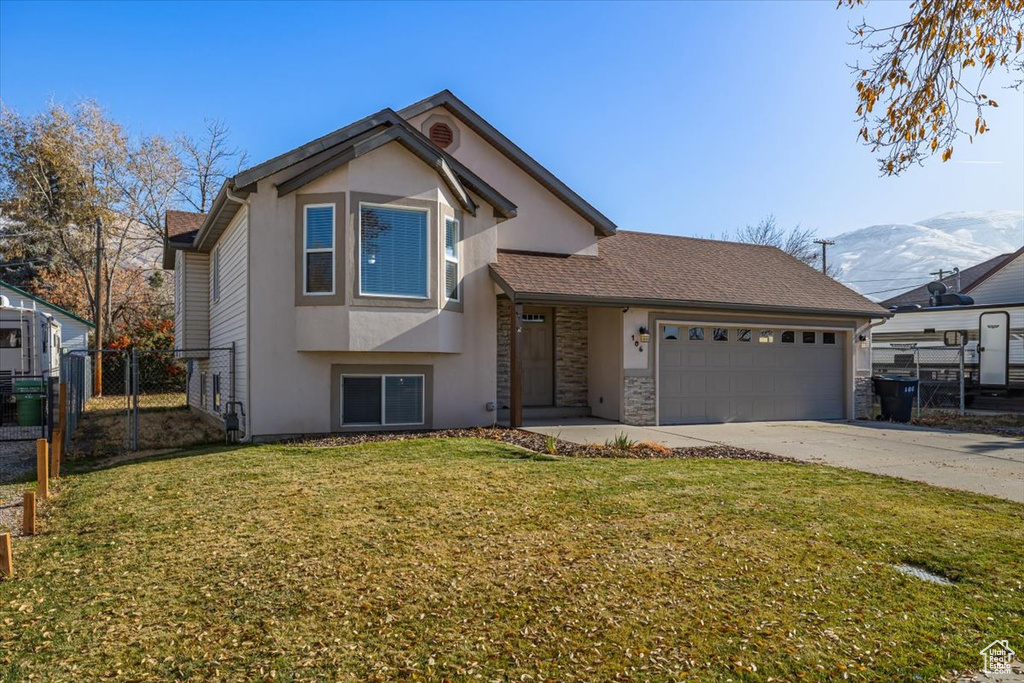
(23, 492), (36, 536)
(0, 533), (11, 579)
(36, 438), (49, 500)
(53, 382), (68, 477)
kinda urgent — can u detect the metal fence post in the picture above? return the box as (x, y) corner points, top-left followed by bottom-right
(959, 345), (966, 416)
(132, 349), (140, 451)
(914, 348), (921, 418)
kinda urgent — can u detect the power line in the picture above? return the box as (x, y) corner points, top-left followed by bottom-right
(862, 283), (933, 296)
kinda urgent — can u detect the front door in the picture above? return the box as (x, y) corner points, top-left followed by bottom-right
(978, 311), (1009, 387)
(522, 306), (554, 406)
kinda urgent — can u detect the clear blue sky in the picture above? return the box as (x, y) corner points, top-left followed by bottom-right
(1, 0), (1022, 238)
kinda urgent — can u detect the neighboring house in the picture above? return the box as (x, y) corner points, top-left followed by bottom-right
(0, 279), (95, 351)
(165, 90), (887, 440)
(874, 247), (1024, 393)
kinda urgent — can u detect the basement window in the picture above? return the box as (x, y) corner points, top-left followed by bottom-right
(212, 374), (221, 413)
(341, 375), (424, 426)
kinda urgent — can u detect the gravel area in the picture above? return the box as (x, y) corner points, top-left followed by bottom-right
(0, 440), (36, 485)
(295, 426), (797, 462)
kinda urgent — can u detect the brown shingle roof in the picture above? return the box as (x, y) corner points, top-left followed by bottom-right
(880, 250), (1018, 308)
(166, 210), (207, 238)
(490, 231), (889, 318)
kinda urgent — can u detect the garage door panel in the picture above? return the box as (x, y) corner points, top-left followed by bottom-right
(659, 324), (844, 424)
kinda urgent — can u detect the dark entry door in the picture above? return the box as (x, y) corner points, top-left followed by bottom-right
(522, 307), (553, 406)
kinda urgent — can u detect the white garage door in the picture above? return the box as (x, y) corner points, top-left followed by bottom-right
(658, 324), (845, 424)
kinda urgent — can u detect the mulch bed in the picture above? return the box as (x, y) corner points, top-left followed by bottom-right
(295, 426), (797, 463)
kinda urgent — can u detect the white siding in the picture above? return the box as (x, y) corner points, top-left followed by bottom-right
(969, 253), (1024, 305)
(208, 211), (248, 418)
(176, 251), (210, 351)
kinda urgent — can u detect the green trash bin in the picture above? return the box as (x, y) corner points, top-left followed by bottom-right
(14, 379), (44, 427)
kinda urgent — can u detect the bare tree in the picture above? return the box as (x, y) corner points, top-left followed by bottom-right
(725, 215), (838, 277)
(176, 118), (248, 213)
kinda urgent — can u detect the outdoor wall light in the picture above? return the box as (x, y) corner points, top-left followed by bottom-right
(631, 326), (651, 352)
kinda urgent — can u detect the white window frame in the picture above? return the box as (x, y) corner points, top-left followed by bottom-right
(444, 216), (460, 302)
(303, 203), (336, 296)
(357, 202), (430, 300)
(212, 245), (221, 303)
(340, 373), (426, 427)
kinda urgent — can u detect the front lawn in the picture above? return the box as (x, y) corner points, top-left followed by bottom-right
(2, 439), (1021, 681)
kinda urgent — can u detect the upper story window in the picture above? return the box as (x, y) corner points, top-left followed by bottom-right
(360, 204), (428, 298)
(212, 245), (221, 302)
(445, 217), (460, 301)
(304, 204), (335, 295)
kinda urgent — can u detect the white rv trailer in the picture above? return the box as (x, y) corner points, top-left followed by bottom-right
(0, 295), (62, 381)
(872, 303), (1024, 393)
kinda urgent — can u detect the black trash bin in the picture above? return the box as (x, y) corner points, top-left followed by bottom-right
(872, 376), (919, 422)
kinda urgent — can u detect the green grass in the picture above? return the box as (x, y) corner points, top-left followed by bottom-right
(2, 438), (1022, 681)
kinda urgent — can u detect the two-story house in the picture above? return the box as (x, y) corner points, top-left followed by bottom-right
(165, 91), (887, 441)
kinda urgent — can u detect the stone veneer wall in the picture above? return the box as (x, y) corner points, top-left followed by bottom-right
(555, 307), (588, 407)
(496, 298), (511, 409)
(495, 301), (589, 409)
(854, 376), (874, 420)
(623, 375), (655, 425)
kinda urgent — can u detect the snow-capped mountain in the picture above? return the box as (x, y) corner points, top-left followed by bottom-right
(830, 210), (1024, 300)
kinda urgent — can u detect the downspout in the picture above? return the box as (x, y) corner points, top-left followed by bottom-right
(224, 186), (252, 441)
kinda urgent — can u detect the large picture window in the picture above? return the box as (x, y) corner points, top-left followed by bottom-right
(341, 375), (424, 426)
(444, 217), (460, 301)
(304, 204), (335, 294)
(359, 204), (428, 298)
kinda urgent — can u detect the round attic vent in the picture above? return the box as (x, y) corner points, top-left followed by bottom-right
(429, 122), (454, 148)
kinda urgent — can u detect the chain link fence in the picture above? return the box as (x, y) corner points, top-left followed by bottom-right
(872, 344), (965, 417)
(61, 346), (236, 455)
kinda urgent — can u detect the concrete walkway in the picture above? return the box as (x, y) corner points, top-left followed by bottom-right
(525, 419), (1024, 503)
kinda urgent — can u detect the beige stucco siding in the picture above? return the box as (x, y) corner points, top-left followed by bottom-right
(406, 108), (600, 256)
(588, 307), (623, 421)
(208, 210), (248, 414)
(246, 140), (499, 438)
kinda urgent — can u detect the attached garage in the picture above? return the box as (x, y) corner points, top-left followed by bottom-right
(657, 323), (846, 424)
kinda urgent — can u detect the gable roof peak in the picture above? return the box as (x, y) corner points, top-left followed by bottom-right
(398, 91), (617, 237)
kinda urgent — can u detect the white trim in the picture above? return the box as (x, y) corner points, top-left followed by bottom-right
(357, 202), (430, 300)
(303, 203), (336, 296)
(212, 245), (221, 303)
(444, 216), (461, 303)
(340, 373), (426, 427)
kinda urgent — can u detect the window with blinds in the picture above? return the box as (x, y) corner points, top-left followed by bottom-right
(360, 205), (428, 298)
(304, 204), (335, 294)
(341, 375), (424, 426)
(444, 217), (460, 301)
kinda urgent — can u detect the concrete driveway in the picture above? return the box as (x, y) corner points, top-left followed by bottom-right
(526, 419), (1024, 503)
